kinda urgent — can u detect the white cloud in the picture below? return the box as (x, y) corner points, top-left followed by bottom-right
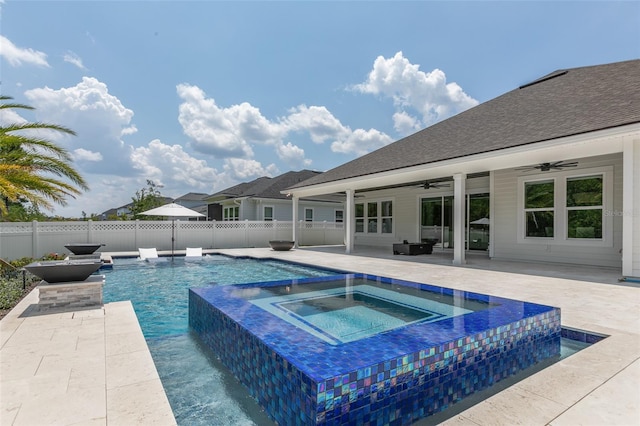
(353, 51), (478, 133)
(131, 139), (219, 189)
(276, 142), (312, 168)
(24, 77), (136, 175)
(63, 51), (87, 70)
(392, 111), (421, 135)
(0, 35), (49, 67)
(177, 84), (258, 158)
(331, 128), (393, 156)
(177, 84), (393, 159)
(223, 158), (279, 180)
(73, 148), (102, 162)
(282, 105), (349, 143)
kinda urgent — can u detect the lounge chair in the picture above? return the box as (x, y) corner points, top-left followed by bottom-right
(185, 247), (203, 260)
(138, 248), (167, 262)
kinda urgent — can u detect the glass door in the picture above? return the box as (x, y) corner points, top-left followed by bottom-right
(421, 193), (489, 251)
(420, 196), (454, 249)
(468, 193), (490, 250)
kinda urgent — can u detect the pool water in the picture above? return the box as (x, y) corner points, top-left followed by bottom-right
(248, 281), (477, 344)
(102, 255), (341, 425)
(102, 256), (597, 426)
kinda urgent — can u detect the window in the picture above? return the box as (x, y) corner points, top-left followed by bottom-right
(355, 200), (393, 234)
(223, 206), (239, 221)
(263, 206), (273, 221)
(304, 208), (313, 222)
(335, 209), (344, 223)
(518, 166), (612, 247)
(355, 204), (364, 233)
(566, 175), (602, 239)
(381, 201), (393, 234)
(524, 180), (554, 237)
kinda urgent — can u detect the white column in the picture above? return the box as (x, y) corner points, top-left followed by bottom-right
(453, 173), (466, 265)
(622, 138), (637, 277)
(292, 196), (299, 248)
(345, 189), (355, 254)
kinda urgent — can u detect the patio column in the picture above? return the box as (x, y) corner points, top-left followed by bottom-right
(622, 138), (638, 277)
(292, 196), (299, 248)
(452, 173), (466, 265)
(345, 189), (355, 254)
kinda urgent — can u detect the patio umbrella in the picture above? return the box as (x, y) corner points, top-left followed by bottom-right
(140, 203), (204, 261)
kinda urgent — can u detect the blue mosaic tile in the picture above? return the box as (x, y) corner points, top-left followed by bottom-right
(189, 273), (561, 425)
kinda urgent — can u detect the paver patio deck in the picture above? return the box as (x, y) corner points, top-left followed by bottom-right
(1, 246), (639, 425)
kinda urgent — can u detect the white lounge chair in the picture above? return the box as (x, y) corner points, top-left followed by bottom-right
(138, 248), (167, 262)
(185, 247), (203, 260)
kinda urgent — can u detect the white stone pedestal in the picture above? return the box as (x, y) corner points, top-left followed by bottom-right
(37, 275), (105, 310)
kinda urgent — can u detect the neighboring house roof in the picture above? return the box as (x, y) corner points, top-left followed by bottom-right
(209, 170), (336, 202)
(174, 192), (209, 203)
(290, 59), (640, 189)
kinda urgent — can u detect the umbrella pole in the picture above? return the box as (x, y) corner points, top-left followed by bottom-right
(171, 219), (175, 263)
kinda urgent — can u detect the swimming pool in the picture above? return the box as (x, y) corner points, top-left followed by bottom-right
(190, 274), (562, 425)
(102, 255), (342, 424)
(103, 255), (599, 425)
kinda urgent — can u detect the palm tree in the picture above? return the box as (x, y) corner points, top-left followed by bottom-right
(0, 96), (88, 217)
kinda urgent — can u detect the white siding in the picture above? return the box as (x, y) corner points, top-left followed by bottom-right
(492, 153), (623, 268)
(632, 140), (640, 277)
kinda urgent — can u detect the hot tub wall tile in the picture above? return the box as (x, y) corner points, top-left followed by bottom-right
(189, 280), (561, 426)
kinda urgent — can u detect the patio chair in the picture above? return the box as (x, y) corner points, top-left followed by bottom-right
(185, 247), (203, 260)
(138, 248), (167, 262)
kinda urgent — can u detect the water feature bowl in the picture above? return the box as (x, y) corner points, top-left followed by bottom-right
(64, 243), (105, 255)
(25, 260), (103, 283)
(268, 240), (294, 251)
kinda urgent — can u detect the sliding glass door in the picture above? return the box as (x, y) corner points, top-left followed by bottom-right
(420, 193), (490, 251)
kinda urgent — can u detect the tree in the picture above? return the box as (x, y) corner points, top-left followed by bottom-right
(129, 180), (164, 219)
(0, 96), (88, 218)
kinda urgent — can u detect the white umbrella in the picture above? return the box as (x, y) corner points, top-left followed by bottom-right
(141, 203), (205, 260)
(470, 217), (490, 225)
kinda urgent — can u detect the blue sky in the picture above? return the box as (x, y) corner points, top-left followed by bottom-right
(1, 1), (639, 218)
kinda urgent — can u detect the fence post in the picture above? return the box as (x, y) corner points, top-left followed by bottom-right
(32, 220), (38, 259)
(88, 219), (93, 242)
(135, 220), (140, 250)
(211, 220), (216, 248)
(244, 220), (249, 247)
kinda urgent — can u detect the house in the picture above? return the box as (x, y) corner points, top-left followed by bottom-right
(285, 59), (640, 278)
(174, 192), (209, 220)
(205, 170), (344, 223)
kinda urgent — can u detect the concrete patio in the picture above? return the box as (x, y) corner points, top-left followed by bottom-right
(1, 246), (639, 425)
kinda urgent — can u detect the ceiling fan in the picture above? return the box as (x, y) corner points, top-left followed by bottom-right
(515, 160), (578, 172)
(414, 180), (451, 189)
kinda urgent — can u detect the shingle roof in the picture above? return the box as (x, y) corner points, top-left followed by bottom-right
(174, 192), (209, 202)
(210, 170), (324, 200)
(290, 59), (640, 189)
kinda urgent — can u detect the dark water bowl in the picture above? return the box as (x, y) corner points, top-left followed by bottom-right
(64, 243), (105, 255)
(24, 260), (103, 283)
(269, 240), (295, 251)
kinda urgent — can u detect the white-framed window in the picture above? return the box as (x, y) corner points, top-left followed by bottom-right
(566, 175), (603, 239)
(304, 208), (313, 222)
(517, 166), (613, 246)
(524, 179), (555, 238)
(355, 199), (393, 234)
(263, 206), (274, 221)
(335, 209), (344, 223)
(223, 206), (239, 221)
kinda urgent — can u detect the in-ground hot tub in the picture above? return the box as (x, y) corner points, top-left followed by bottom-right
(190, 274), (561, 425)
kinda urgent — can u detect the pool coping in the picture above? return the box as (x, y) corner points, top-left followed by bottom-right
(0, 288), (176, 426)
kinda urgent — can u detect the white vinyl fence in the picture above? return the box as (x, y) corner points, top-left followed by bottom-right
(0, 220), (345, 260)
